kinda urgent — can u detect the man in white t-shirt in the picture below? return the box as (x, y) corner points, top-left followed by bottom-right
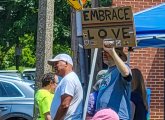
(48, 53), (83, 120)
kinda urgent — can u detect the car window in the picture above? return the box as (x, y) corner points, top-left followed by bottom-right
(23, 70), (36, 79)
(22, 74), (35, 81)
(0, 82), (8, 97)
(1, 82), (23, 97)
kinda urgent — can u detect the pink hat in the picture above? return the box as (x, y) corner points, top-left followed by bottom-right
(92, 109), (119, 120)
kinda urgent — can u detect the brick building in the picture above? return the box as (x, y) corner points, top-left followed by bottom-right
(113, 0), (164, 120)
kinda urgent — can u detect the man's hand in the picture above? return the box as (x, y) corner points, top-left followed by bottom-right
(54, 94), (73, 120)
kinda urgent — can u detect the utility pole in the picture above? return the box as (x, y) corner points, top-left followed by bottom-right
(71, 8), (88, 99)
(35, 0), (54, 88)
(91, 0), (99, 7)
(34, 0), (54, 119)
(83, 1), (101, 119)
(71, 8), (80, 75)
(91, 0), (102, 85)
(15, 43), (21, 71)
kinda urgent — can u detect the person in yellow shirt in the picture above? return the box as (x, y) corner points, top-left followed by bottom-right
(35, 72), (58, 120)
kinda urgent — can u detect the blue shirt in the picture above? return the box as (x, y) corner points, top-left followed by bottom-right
(96, 65), (132, 120)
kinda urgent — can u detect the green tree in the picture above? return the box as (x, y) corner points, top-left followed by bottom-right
(0, 0), (112, 69)
(19, 33), (36, 67)
(0, 0), (38, 69)
(53, 0), (71, 55)
(0, 0), (72, 69)
(99, 0), (112, 7)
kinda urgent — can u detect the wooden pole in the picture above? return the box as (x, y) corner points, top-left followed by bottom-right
(71, 8), (80, 75)
(35, 0), (54, 88)
(91, 0), (102, 86)
(34, 0), (54, 119)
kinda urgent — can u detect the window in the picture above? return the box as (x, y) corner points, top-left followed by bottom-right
(0, 82), (8, 97)
(2, 82), (23, 97)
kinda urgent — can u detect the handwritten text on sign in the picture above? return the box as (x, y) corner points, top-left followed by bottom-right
(82, 6), (136, 49)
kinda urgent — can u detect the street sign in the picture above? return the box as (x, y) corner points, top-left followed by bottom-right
(82, 6), (136, 49)
(67, 0), (82, 10)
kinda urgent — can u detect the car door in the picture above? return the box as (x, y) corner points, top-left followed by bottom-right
(0, 82), (12, 118)
(0, 80), (33, 120)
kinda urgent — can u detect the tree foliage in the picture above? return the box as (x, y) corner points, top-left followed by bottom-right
(53, 0), (71, 55)
(0, 0), (38, 69)
(99, 0), (112, 7)
(0, 0), (71, 69)
(0, 0), (111, 69)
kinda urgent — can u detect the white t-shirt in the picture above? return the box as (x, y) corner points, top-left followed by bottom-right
(50, 72), (83, 120)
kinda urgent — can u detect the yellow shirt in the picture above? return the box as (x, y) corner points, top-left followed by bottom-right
(35, 89), (54, 120)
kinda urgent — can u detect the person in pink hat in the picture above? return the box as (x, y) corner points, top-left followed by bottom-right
(92, 108), (119, 120)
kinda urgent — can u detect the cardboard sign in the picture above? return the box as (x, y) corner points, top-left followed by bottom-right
(82, 6), (136, 49)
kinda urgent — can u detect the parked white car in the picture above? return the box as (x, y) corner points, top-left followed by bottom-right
(22, 68), (36, 81)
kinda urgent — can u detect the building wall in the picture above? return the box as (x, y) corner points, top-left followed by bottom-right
(129, 48), (164, 120)
(113, 0), (164, 12)
(113, 0), (165, 120)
